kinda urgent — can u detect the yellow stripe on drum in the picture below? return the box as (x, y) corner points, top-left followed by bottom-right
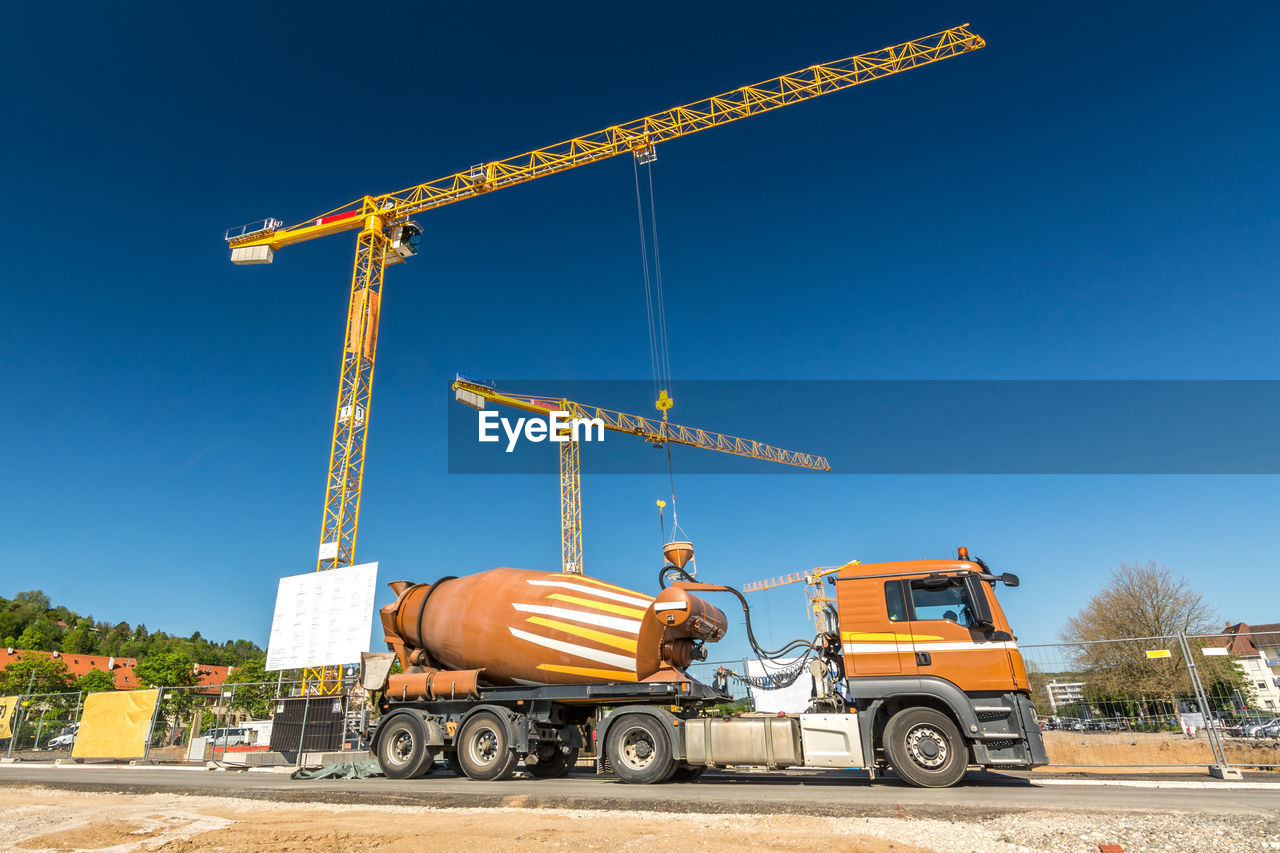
(546, 593), (648, 619)
(526, 616), (638, 653)
(537, 663), (638, 682)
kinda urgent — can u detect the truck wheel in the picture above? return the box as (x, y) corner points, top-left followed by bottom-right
(605, 715), (675, 784)
(525, 745), (579, 778)
(456, 711), (518, 781)
(376, 714), (436, 780)
(883, 707), (967, 788)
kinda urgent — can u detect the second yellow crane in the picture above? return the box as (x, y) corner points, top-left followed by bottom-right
(452, 375), (830, 575)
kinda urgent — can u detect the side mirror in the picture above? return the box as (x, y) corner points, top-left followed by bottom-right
(1001, 573), (1020, 588)
(963, 575), (995, 629)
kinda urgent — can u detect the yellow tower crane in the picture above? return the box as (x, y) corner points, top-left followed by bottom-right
(225, 26), (985, 694)
(743, 564), (858, 631)
(452, 375), (830, 575)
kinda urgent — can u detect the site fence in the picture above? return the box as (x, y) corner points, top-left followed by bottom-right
(2, 680), (371, 766)
(1019, 631), (1280, 771)
(4, 631), (1277, 775)
(686, 659), (752, 704)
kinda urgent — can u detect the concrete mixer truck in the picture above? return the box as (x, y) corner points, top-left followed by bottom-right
(362, 545), (1047, 788)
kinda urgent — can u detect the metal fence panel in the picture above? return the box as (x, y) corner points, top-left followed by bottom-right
(1021, 632), (1278, 769)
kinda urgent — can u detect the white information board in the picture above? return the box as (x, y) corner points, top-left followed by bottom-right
(265, 562), (379, 672)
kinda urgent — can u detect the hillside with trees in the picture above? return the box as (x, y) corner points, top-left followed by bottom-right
(0, 589), (262, 666)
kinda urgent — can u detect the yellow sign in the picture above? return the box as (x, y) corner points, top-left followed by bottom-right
(72, 689), (159, 759)
(0, 696), (19, 739)
(1146, 649), (1172, 659)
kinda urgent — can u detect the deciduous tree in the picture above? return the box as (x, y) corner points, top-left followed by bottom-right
(1058, 562), (1238, 708)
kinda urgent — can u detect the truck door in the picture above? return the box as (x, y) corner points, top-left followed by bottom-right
(840, 579), (917, 677)
(904, 575), (1017, 692)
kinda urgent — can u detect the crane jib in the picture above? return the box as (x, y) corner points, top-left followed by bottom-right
(225, 25), (983, 256)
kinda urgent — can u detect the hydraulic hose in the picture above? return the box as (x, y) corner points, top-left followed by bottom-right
(658, 565), (820, 661)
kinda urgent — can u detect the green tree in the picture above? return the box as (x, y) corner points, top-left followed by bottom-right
(75, 669), (117, 693)
(221, 657), (273, 719)
(134, 651), (199, 745)
(134, 651), (197, 688)
(16, 619), (57, 652)
(61, 622), (96, 655)
(0, 657), (74, 694)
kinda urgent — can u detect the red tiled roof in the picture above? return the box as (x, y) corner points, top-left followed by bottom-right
(1245, 623), (1280, 649)
(1217, 623), (1260, 657)
(0, 648), (233, 692)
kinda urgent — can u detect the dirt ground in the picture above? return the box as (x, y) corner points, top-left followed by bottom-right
(0, 788), (931, 853)
(1041, 730), (1280, 769)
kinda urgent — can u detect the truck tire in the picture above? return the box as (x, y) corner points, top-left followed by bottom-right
(376, 714), (436, 780)
(456, 711), (519, 781)
(605, 715), (675, 785)
(883, 707), (967, 788)
(525, 745), (579, 778)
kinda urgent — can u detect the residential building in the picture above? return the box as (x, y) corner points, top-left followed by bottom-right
(1218, 622), (1280, 712)
(0, 648), (232, 694)
(1044, 679), (1085, 712)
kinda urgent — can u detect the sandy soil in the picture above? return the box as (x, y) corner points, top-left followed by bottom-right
(0, 788), (932, 853)
(1042, 730), (1280, 768)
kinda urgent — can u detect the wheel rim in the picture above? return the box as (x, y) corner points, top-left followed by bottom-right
(904, 724), (948, 770)
(619, 727), (656, 770)
(386, 729), (414, 768)
(467, 725), (501, 767)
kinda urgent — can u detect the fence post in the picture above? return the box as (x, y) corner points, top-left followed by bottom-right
(7, 697), (23, 757)
(1177, 632), (1240, 780)
(144, 688), (165, 761)
(295, 695), (310, 768)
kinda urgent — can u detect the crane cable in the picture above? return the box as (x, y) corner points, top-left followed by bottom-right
(632, 157), (682, 539)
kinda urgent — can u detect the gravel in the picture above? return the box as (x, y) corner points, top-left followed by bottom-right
(839, 808), (1280, 853)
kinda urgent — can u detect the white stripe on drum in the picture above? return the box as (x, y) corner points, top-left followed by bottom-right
(510, 603), (642, 634)
(526, 579), (653, 608)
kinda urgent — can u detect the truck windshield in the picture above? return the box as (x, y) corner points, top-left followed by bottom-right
(909, 579), (976, 627)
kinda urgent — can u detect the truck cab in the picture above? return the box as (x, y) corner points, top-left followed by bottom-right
(834, 549), (1048, 785)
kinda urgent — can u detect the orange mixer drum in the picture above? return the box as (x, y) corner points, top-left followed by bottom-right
(380, 568), (727, 686)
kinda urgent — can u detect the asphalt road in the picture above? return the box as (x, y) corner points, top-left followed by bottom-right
(2, 764), (1276, 819)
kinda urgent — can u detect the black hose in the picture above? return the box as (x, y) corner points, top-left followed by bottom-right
(657, 565), (819, 660)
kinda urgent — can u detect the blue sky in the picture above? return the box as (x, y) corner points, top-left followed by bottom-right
(3, 2), (1278, 658)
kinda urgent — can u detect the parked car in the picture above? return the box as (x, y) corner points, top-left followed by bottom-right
(45, 723), (79, 750)
(204, 727), (250, 747)
(1243, 718), (1279, 737)
(1262, 721), (1280, 738)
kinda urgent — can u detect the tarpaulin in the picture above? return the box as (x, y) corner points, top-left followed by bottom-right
(291, 758), (384, 779)
(73, 689), (159, 759)
(0, 696), (18, 739)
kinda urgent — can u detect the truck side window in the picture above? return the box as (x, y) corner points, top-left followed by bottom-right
(909, 579), (974, 626)
(885, 581), (908, 622)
